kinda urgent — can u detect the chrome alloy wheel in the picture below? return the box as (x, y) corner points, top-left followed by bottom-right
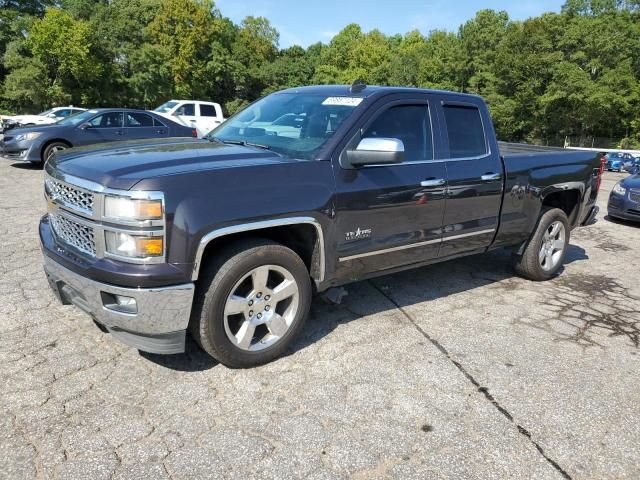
(47, 145), (66, 159)
(223, 264), (300, 351)
(539, 220), (566, 271)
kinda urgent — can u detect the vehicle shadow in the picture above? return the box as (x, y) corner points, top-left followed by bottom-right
(292, 244), (588, 354)
(9, 161), (43, 170)
(141, 245), (588, 371)
(605, 215), (639, 228)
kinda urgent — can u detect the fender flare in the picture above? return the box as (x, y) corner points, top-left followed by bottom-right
(191, 216), (326, 284)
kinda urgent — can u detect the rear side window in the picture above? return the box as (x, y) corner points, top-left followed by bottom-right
(443, 105), (487, 158)
(363, 105), (433, 162)
(153, 117), (166, 127)
(200, 104), (218, 117)
(126, 113), (154, 127)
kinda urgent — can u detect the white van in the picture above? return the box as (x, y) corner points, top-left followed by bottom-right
(153, 100), (225, 137)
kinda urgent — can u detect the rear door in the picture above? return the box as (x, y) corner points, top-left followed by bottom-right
(333, 95), (447, 279)
(124, 112), (167, 140)
(199, 103), (223, 135)
(437, 100), (503, 257)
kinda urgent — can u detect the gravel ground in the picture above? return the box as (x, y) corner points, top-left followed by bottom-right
(0, 159), (638, 480)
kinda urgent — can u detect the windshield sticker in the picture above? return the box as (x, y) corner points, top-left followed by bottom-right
(322, 97), (363, 107)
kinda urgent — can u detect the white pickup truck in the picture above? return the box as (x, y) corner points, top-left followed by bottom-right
(153, 100), (225, 137)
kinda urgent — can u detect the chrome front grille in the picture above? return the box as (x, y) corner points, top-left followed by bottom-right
(49, 212), (96, 256)
(630, 190), (640, 203)
(45, 177), (95, 215)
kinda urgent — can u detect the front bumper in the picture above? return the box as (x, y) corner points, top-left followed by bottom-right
(0, 138), (42, 162)
(608, 192), (640, 223)
(43, 255), (195, 354)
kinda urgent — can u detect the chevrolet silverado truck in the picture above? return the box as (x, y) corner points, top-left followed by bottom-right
(40, 84), (603, 367)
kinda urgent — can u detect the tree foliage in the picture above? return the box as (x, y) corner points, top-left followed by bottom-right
(1, 0), (639, 145)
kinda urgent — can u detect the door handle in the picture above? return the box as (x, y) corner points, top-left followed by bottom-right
(420, 178), (446, 187)
(481, 173), (501, 181)
(421, 178), (445, 187)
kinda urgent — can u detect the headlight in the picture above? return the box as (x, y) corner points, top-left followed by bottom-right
(613, 183), (626, 195)
(104, 195), (163, 221)
(105, 231), (163, 258)
(15, 132), (42, 142)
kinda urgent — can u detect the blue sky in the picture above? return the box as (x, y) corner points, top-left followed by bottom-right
(216, 0), (566, 48)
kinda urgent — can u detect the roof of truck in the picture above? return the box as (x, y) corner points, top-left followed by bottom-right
(277, 84), (483, 101)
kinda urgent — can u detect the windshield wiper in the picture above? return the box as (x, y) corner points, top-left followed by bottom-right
(210, 137), (271, 151)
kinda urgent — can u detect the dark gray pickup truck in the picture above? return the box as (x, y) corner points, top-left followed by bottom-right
(40, 84), (603, 367)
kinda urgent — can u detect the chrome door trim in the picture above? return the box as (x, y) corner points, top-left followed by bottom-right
(338, 228), (496, 262)
(441, 228), (496, 242)
(192, 217), (326, 283)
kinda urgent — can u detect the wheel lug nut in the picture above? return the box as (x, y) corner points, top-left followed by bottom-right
(257, 313), (262, 319)
(265, 305), (270, 311)
(265, 295), (270, 301)
(248, 300), (253, 306)
(249, 310), (254, 316)
(256, 292), (262, 299)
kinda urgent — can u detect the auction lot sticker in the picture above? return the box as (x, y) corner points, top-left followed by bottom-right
(322, 97), (363, 106)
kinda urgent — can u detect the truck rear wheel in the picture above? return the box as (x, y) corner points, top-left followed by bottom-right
(189, 239), (312, 368)
(512, 207), (570, 281)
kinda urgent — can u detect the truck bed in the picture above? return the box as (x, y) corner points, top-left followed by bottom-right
(498, 142), (566, 156)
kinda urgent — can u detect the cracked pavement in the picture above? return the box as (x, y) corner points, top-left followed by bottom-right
(1, 159), (639, 479)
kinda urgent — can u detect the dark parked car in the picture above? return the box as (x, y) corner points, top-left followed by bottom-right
(0, 108), (196, 165)
(40, 84), (602, 367)
(608, 174), (640, 222)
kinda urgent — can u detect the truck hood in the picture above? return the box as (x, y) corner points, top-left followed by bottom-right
(48, 138), (300, 190)
(10, 115), (54, 124)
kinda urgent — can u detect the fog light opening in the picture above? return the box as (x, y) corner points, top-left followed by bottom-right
(101, 292), (138, 314)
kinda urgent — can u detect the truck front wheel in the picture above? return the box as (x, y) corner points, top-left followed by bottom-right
(189, 239), (312, 368)
(512, 207), (570, 281)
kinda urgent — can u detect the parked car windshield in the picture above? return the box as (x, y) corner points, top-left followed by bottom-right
(154, 101), (179, 113)
(38, 109), (55, 116)
(209, 93), (363, 159)
(56, 110), (99, 126)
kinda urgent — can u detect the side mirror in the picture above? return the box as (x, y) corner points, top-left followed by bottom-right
(345, 137), (405, 167)
(79, 123), (92, 130)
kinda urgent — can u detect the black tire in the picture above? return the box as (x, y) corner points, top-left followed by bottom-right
(512, 207), (570, 281)
(189, 238), (312, 368)
(42, 141), (69, 163)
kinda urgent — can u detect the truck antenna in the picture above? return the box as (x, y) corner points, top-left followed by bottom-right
(350, 79), (367, 94)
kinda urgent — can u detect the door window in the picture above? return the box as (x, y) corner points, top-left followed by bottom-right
(126, 112), (154, 127)
(89, 112), (123, 128)
(363, 105), (433, 162)
(200, 104), (218, 117)
(175, 104), (195, 116)
(443, 105), (487, 158)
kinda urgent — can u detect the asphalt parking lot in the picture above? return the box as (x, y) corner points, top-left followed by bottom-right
(0, 159), (638, 480)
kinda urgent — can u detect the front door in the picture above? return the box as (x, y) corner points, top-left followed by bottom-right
(438, 100), (503, 257)
(333, 99), (447, 280)
(76, 111), (125, 146)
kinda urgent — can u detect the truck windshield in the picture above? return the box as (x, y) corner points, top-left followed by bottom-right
(208, 93), (363, 159)
(155, 101), (179, 113)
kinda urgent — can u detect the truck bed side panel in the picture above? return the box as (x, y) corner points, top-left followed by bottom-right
(492, 151), (600, 250)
